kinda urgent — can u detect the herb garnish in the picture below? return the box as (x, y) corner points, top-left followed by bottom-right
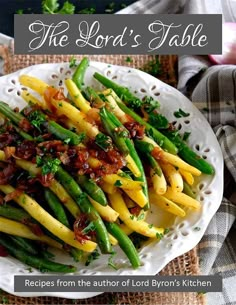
(85, 249), (100, 266)
(125, 56), (133, 63)
(156, 232), (164, 239)
(183, 132), (191, 142)
(95, 133), (112, 151)
(69, 56), (77, 68)
(114, 180), (123, 187)
(28, 110), (46, 132)
(36, 156), (61, 176)
(137, 213), (145, 221)
(143, 57), (161, 76)
(142, 96), (160, 113)
(42, 0), (75, 14)
(105, 2), (115, 13)
(82, 221), (96, 235)
(78, 7), (96, 14)
(108, 251), (118, 270)
(148, 112), (169, 129)
(174, 109), (190, 118)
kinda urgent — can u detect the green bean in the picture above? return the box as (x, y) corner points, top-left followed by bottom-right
(99, 107), (129, 155)
(134, 140), (162, 177)
(0, 205), (35, 224)
(93, 72), (143, 110)
(125, 139), (149, 210)
(105, 222), (140, 269)
(55, 166), (112, 254)
(117, 102), (178, 155)
(10, 236), (38, 255)
(183, 181), (196, 199)
(0, 205), (63, 246)
(0, 101), (27, 126)
(40, 248), (55, 260)
(44, 189), (70, 228)
(13, 125), (34, 141)
(0, 233), (76, 273)
(44, 190), (84, 262)
(72, 57), (89, 89)
(76, 175), (107, 206)
(69, 248), (84, 262)
(47, 120), (85, 145)
(104, 109), (149, 209)
(163, 131), (215, 175)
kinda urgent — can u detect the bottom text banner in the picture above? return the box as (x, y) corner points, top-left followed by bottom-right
(14, 275), (222, 293)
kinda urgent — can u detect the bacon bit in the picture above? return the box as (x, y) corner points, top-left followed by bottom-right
(86, 108), (100, 125)
(59, 151), (70, 165)
(4, 146), (16, 159)
(0, 194), (4, 205)
(0, 132), (19, 149)
(15, 140), (36, 160)
(125, 114), (135, 123)
(19, 118), (32, 132)
(0, 163), (17, 185)
(28, 223), (44, 237)
(0, 245), (8, 257)
(124, 121), (145, 140)
(53, 87), (67, 101)
(44, 87), (58, 104)
(38, 140), (68, 154)
(151, 147), (164, 161)
(4, 189), (23, 202)
(39, 173), (54, 187)
(73, 214), (92, 244)
(130, 206), (142, 216)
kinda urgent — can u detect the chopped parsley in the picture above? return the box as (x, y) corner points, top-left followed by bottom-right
(130, 215), (135, 220)
(63, 138), (71, 144)
(69, 56), (77, 68)
(105, 2), (115, 13)
(148, 224), (154, 229)
(114, 180), (123, 187)
(82, 221), (96, 235)
(78, 7), (96, 14)
(156, 232), (164, 240)
(125, 56), (133, 63)
(174, 108), (190, 118)
(1, 296), (9, 305)
(164, 228), (170, 234)
(28, 110), (46, 131)
(142, 96), (160, 113)
(193, 227), (201, 231)
(85, 249), (100, 266)
(182, 131), (191, 142)
(42, 0), (75, 14)
(95, 133), (112, 151)
(36, 156), (61, 176)
(137, 213), (145, 221)
(16, 9), (24, 14)
(148, 112), (169, 129)
(108, 251), (118, 270)
(129, 232), (148, 249)
(143, 57), (161, 76)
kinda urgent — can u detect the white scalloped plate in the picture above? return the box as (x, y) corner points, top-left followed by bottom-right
(0, 62), (223, 299)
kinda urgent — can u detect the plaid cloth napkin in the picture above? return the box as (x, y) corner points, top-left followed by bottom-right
(119, 1), (236, 305)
